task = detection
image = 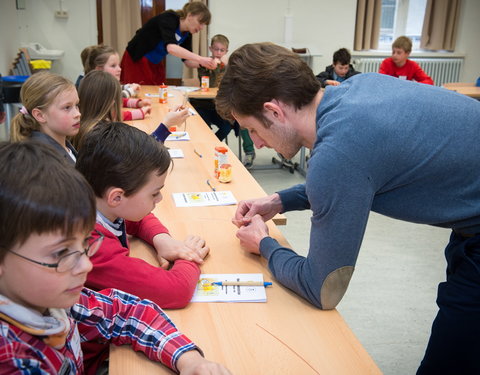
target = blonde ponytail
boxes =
[10,110,40,141]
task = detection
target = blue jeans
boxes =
[417,231,480,374]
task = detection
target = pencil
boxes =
[212,281,272,287]
[194,149,202,158]
[206,179,216,191]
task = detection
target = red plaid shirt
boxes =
[0,288,199,374]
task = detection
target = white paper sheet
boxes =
[172,191,237,207]
[191,273,268,302]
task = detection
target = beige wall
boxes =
[0,1,22,76]
[0,0,97,82]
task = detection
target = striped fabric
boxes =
[0,288,200,374]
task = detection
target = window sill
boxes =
[352,50,465,58]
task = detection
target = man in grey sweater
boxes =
[216,42,480,375]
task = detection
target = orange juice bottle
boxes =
[159,84,168,103]
[201,76,209,92]
[214,146,228,179]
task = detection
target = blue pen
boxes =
[212,281,272,287]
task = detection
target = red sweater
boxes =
[85,213,201,309]
[379,57,434,85]
[122,98,145,121]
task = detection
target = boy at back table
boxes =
[0,141,230,374]
[316,48,360,87]
[76,122,210,309]
[379,36,434,85]
[191,34,257,167]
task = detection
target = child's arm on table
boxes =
[75,288,231,374]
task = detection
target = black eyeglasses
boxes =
[8,230,104,273]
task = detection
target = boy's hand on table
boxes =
[177,351,232,375]
[326,79,340,86]
[153,233,208,265]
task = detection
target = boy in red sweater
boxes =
[76,122,210,309]
[379,36,434,85]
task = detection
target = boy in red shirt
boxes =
[379,36,434,85]
[76,122,210,309]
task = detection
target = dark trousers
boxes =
[190,98,232,141]
[417,231,480,375]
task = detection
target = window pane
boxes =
[405,0,427,48]
[380,0,397,46]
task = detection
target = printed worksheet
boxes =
[172,191,237,207]
[166,131,190,141]
[167,149,184,158]
[191,274,267,303]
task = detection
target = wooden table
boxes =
[186,86,218,99]
[109,86,381,375]
[443,82,480,99]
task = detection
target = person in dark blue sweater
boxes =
[216,42,480,375]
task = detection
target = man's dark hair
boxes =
[0,141,95,260]
[76,122,171,197]
[216,42,320,126]
[333,48,351,65]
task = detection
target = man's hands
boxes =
[236,215,270,255]
[232,193,283,227]
[232,193,283,254]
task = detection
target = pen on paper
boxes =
[194,149,202,158]
[212,281,273,287]
[175,132,187,139]
[206,179,216,191]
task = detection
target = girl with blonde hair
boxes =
[10,71,80,164]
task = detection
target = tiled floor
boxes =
[227,133,448,375]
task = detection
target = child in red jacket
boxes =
[379,36,434,85]
[76,122,210,308]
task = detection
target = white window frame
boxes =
[378,0,427,51]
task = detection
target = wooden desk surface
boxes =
[443,83,480,99]
[109,86,381,375]
[187,87,218,99]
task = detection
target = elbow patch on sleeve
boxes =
[320,266,354,309]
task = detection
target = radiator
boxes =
[352,57,463,86]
